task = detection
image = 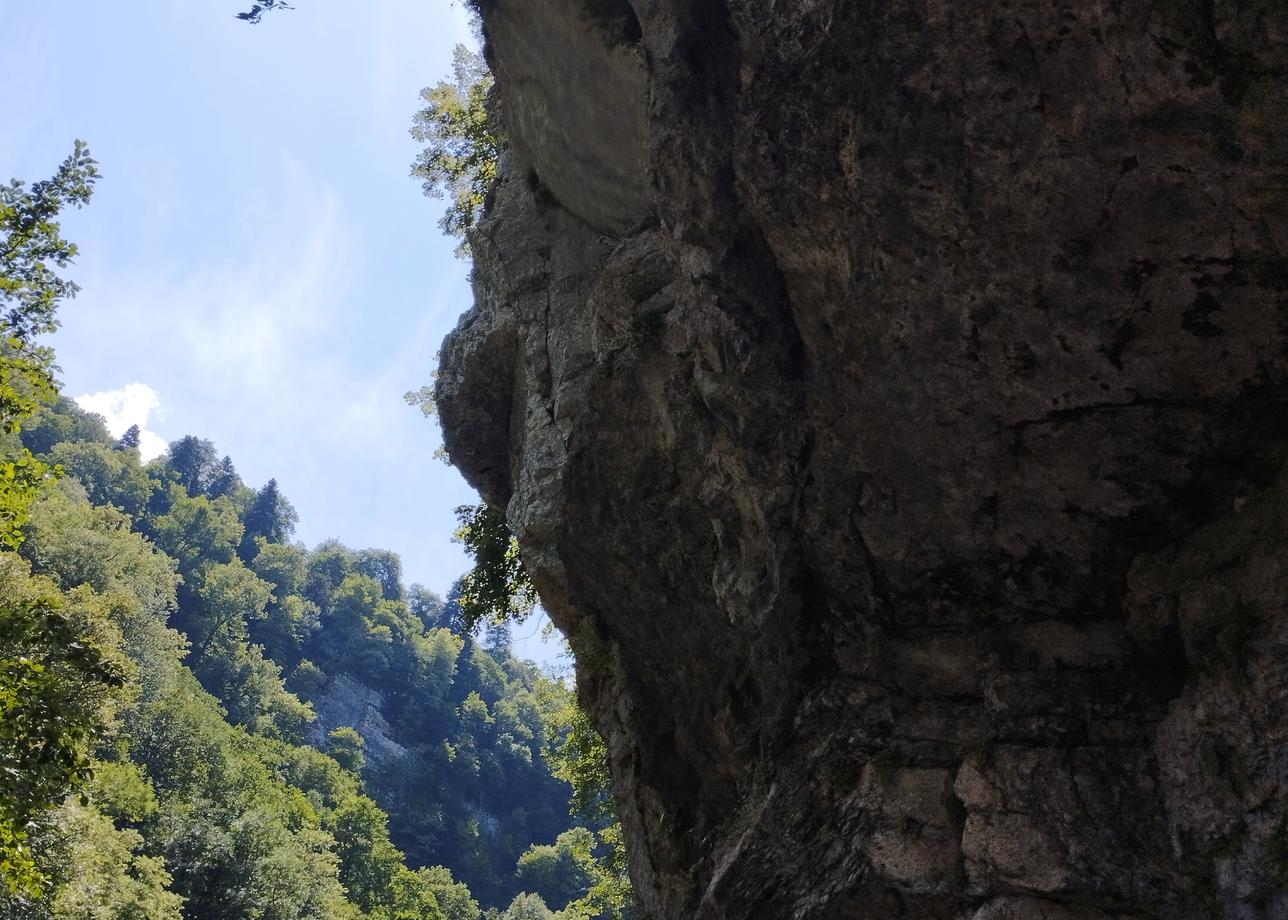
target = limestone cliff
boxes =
[436,1,1288,917]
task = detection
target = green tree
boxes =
[515,827,596,911]
[410,44,500,254]
[146,489,244,580]
[326,794,440,918]
[408,584,445,629]
[206,455,243,500]
[0,143,98,548]
[0,557,126,897]
[287,659,326,699]
[327,727,365,774]
[49,440,153,517]
[116,425,141,452]
[356,548,405,602]
[453,504,536,634]
[19,486,180,624]
[240,478,297,559]
[19,397,111,458]
[541,691,635,919]
[164,436,219,497]
[40,802,184,920]
[417,865,481,920]
[489,893,553,920]
[0,140,97,345]
[188,560,272,659]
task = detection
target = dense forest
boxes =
[0,144,631,918]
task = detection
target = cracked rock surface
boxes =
[436,0,1288,916]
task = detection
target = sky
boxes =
[1,0,562,665]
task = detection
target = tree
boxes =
[408,584,446,630]
[356,548,405,602]
[327,727,365,774]
[206,455,242,500]
[0,143,98,548]
[489,893,553,920]
[453,505,537,634]
[19,397,111,458]
[541,691,635,919]
[0,557,126,897]
[19,486,180,624]
[410,45,501,254]
[240,478,297,558]
[514,827,596,911]
[0,140,98,346]
[146,489,244,578]
[189,560,272,659]
[165,436,219,497]
[417,865,481,920]
[49,440,153,517]
[41,801,184,920]
[116,424,141,452]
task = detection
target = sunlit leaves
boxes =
[410,45,501,256]
[453,504,537,634]
[0,557,126,897]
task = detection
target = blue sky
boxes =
[2,0,561,663]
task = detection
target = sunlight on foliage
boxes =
[453,504,537,634]
[410,45,501,256]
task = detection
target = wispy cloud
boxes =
[74,382,168,461]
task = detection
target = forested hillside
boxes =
[0,149,631,920]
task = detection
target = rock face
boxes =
[436,1,1288,917]
[307,674,408,766]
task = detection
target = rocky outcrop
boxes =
[307,674,407,766]
[436,1,1288,917]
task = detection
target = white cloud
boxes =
[74,382,168,461]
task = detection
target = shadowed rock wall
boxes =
[437,1,1288,916]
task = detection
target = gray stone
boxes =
[438,0,1288,917]
[306,673,407,767]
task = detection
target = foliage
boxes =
[418,864,481,920]
[49,440,153,518]
[515,827,596,910]
[240,478,297,558]
[6,388,620,915]
[327,727,365,774]
[0,140,97,344]
[0,557,126,898]
[20,485,180,621]
[235,0,293,24]
[542,694,614,825]
[40,801,184,920]
[410,44,501,255]
[0,448,58,550]
[486,892,554,920]
[165,436,220,497]
[540,691,635,919]
[453,504,537,633]
[0,143,96,549]
[403,385,435,418]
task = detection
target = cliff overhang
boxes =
[437,1,1288,917]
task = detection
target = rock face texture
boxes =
[436,1,1288,917]
[307,674,408,766]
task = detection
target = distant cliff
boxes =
[437,1,1288,916]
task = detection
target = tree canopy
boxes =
[410,44,501,255]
